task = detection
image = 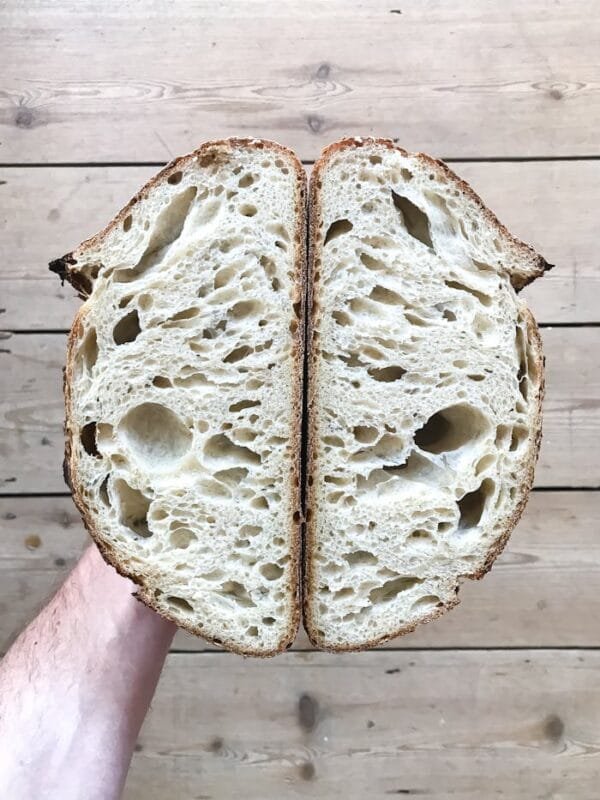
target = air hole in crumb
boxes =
[229,399,260,413]
[231,299,262,319]
[247,626,259,637]
[411,595,441,613]
[118,294,133,309]
[414,404,490,455]
[251,496,269,509]
[239,203,257,217]
[457,479,494,530]
[152,376,172,388]
[332,309,352,326]
[369,285,404,305]
[99,476,110,506]
[475,454,496,475]
[165,306,200,325]
[214,467,249,486]
[138,294,153,311]
[353,425,379,444]
[368,365,406,382]
[204,433,261,466]
[78,328,98,371]
[80,422,100,457]
[407,530,435,549]
[114,187,197,283]
[96,422,114,448]
[510,426,528,452]
[344,550,378,566]
[323,435,345,447]
[119,403,192,468]
[113,479,152,537]
[223,345,253,364]
[166,595,193,613]
[360,252,386,272]
[238,173,255,187]
[218,581,256,607]
[324,219,353,244]
[391,191,433,248]
[170,528,197,549]
[214,264,237,289]
[122,214,133,232]
[445,279,492,306]
[369,576,423,604]
[113,309,141,345]
[240,524,261,537]
[260,563,284,580]
[167,171,183,185]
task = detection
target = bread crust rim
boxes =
[55,138,307,657]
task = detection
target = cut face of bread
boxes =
[305,138,548,651]
[52,140,305,656]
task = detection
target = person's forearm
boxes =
[0,544,176,800]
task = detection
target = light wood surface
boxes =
[1,492,599,653]
[1,328,596,493]
[122,649,600,799]
[2,0,599,162]
[2,160,598,329]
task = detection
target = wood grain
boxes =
[122,649,600,799]
[2,160,598,329]
[1,493,598,653]
[1,1,599,162]
[0,328,596,494]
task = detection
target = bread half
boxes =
[50,139,306,656]
[305,138,550,651]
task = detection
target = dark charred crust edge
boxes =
[303,136,547,652]
[60,139,307,658]
[49,254,93,299]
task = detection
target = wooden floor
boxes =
[1,1,599,797]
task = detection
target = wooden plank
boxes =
[0,328,596,493]
[1,1,599,162]
[1,493,599,653]
[122,650,600,799]
[2,160,598,329]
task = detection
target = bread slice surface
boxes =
[305,137,549,651]
[51,139,306,656]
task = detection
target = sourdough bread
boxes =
[304,138,549,651]
[50,139,306,656]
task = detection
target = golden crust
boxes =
[55,138,307,657]
[303,137,547,651]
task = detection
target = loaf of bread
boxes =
[51,136,549,655]
[50,139,306,656]
[304,138,549,651]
